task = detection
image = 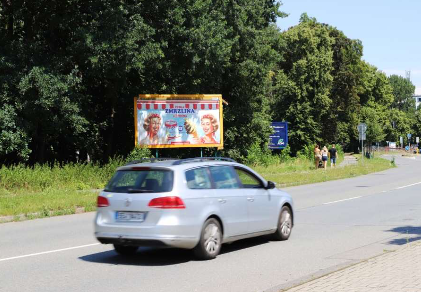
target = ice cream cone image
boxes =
[184,119,199,139]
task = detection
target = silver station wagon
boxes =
[94,158,294,260]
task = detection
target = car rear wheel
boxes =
[193,218,222,260]
[273,206,292,241]
[113,244,138,256]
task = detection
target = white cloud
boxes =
[415,87,421,95]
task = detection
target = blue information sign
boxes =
[268,122,288,149]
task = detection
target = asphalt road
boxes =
[1,154,421,292]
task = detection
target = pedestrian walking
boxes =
[314,145,321,169]
[328,144,337,168]
[321,146,328,169]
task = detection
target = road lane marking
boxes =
[0,243,100,262]
[395,182,421,190]
[323,196,362,205]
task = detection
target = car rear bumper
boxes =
[94,211,200,249]
[95,232,198,249]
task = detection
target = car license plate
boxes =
[116,211,145,222]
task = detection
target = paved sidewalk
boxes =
[284,241,421,292]
[338,154,358,167]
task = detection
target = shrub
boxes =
[125,147,152,163]
[296,143,314,160]
[246,142,281,166]
[334,144,344,158]
[280,145,292,162]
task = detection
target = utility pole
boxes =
[405,70,411,81]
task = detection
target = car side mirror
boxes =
[266,181,276,189]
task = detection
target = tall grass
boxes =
[0,152,394,220]
[0,158,123,192]
[0,189,97,218]
[254,155,392,187]
[0,158,125,218]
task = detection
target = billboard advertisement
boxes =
[134,94,223,148]
[268,122,288,149]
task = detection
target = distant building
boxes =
[414,95,421,109]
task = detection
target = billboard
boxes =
[134,94,223,148]
[268,122,288,149]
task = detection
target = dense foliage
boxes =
[0,1,417,165]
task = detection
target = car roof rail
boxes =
[172,157,237,165]
[125,158,177,165]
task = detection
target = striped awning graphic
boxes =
[137,100,219,110]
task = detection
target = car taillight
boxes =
[97,196,109,207]
[148,196,185,209]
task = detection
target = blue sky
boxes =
[277,0,421,95]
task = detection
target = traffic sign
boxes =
[405,146,410,151]
[357,123,367,133]
[407,133,412,139]
[417,137,419,143]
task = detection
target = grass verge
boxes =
[0,155,395,222]
[253,155,394,187]
[0,189,98,220]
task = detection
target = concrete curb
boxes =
[0,207,87,224]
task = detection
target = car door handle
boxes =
[247,197,254,202]
[218,199,226,204]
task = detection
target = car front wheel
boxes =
[113,244,138,256]
[273,206,292,241]
[193,218,222,260]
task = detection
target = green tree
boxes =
[0,105,31,164]
[360,106,386,147]
[0,0,91,163]
[326,27,364,147]
[273,15,333,152]
[0,0,162,163]
[214,0,287,159]
[0,0,289,164]
[389,75,416,112]
[412,109,421,144]
[385,109,413,146]
[357,65,394,148]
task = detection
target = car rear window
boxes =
[104,169,173,193]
